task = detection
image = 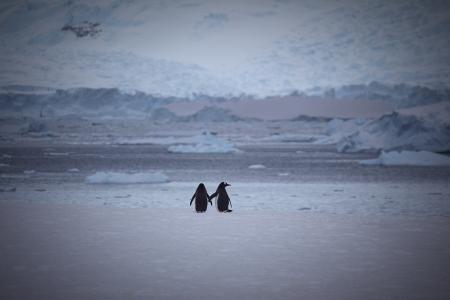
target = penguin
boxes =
[190,183,212,212]
[209,182,232,212]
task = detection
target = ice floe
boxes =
[85,171,169,184]
[248,164,266,169]
[167,131,239,153]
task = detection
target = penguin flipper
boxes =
[190,192,196,206]
[209,192,218,200]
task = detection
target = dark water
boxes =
[1,144,450,184]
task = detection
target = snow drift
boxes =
[167,131,239,153]
[85,171,169,184]
[360,151,450,166]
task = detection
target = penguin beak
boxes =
[225,183,231,187]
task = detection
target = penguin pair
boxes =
[190,182,232,213]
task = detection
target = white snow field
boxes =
[1,202,449,300]
[360,151,450,166]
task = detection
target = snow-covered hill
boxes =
[0,0,449,97]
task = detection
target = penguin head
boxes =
[197,183,207,193]
[219,181,231,188]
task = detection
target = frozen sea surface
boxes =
[1,203,449,300]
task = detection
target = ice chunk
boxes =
[278,172,290,176]
[85,172,169,184]
[167,131,239,153]
[67,168,80,172]
[360,151,450,166]
[248,164,266,169]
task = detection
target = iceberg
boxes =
[316,118,367,145]
[360,151,450,166]
[336,112,450,152]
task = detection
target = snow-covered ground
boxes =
[1,202,449,299]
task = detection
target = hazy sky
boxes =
[0,0,449,96]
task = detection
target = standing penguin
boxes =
[209,182,232,212]
[190,183,212,212]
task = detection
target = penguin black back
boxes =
[190,183,212,212]
[210,182,232,212]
